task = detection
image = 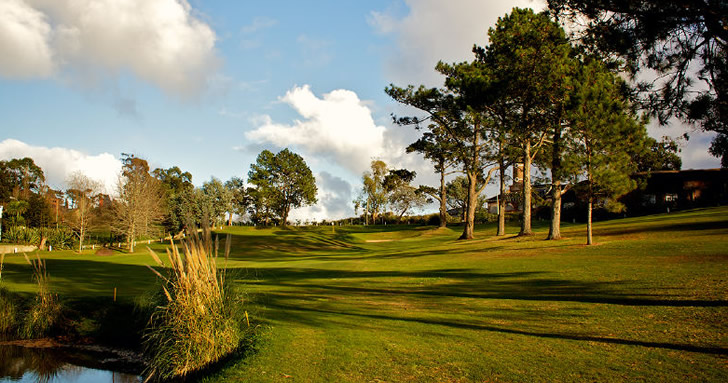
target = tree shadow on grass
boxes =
[243,267,727,308]
[1,258,157,299]
[246,266,728,356]
[596,220,728,238]
[260,301,728,355]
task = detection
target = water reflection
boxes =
[0,344,141,383]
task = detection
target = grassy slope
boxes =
[2,207,727,382]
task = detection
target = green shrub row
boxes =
[2,226,76,250]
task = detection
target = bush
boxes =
[3,226,40,245]
[18,253,63,338]
[0,287,20,334]
[41,227,76,250]
[143,231,248,381]
[1,226,76,250]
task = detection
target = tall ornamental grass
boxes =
[143,230,246,381]
[19,253,62,338]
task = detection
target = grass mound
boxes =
[143,231,247,381]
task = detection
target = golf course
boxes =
[1,207,726,382]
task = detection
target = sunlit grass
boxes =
[1,207,727,382]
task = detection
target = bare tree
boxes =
[114,155,164,252]
[66,172,102,252]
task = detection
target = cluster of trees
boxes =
[386,8,677,244]
[354,160,428,224]
[0,148,317,252]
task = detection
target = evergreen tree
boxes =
[481,8,574,236]
[548,0,727,166]
[564,57,647,244]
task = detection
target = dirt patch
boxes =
[95,247,115,256]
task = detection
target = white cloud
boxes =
[289,171,354,222]
[370,0,545,86]
[0,139,122,195]
[246,85,387,174]
[0,0,55,78]
[0,0,219,98]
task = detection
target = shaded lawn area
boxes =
[2,207,727,382]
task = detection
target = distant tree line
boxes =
[0,148,317,252]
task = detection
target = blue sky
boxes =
[0,0,719,220]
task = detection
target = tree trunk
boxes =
[587,149,593,245]
[459,172,478,240]
[587,198,593,245]
[547,179,562,240]
[228,212,233,226]
[439,170,447,228]
[547,119,563,240]
[128,226,135,252]
[497,153,506,236]
[520,142,533,236]
[282,206,289,227]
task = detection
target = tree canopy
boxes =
[248,148,317,226]
[548,0,728,166]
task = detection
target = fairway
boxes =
[2,207,727,382]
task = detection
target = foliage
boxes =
[0,286,19,334]
[114,154,165,251]
[201,177,233,227]
[66,172,103,252]
[564,56,647,243]
[3,225,40,245]
[446,176,487,219]
[548,0,728,166]
[402,120,460,228]
[143,232,247,381]
[383,169,428,219]
[42,227,76,250]
[386,64,500,239]
[19,253,62,339]
[0,157,45,200]
[355,160,389,224]
[633,136,683,172]
[5,200,30,227]
[153,166,195,234]
[1,226,75,249]
[225,177,249,224]
[248,149,317,226]
[479,8,575,237]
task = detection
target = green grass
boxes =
[2,207,727,382]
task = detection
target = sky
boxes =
[0,0,720,221]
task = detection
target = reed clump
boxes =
[0,286,19,334]
[143,230,246,381]
[19,253,63,338]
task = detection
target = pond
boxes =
[0,343,142,383]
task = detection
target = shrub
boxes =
[143,231,247,381]
[41,227,76,250]
[3,226,40,245]
[19,253,62,338]
[0,287,19,334]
